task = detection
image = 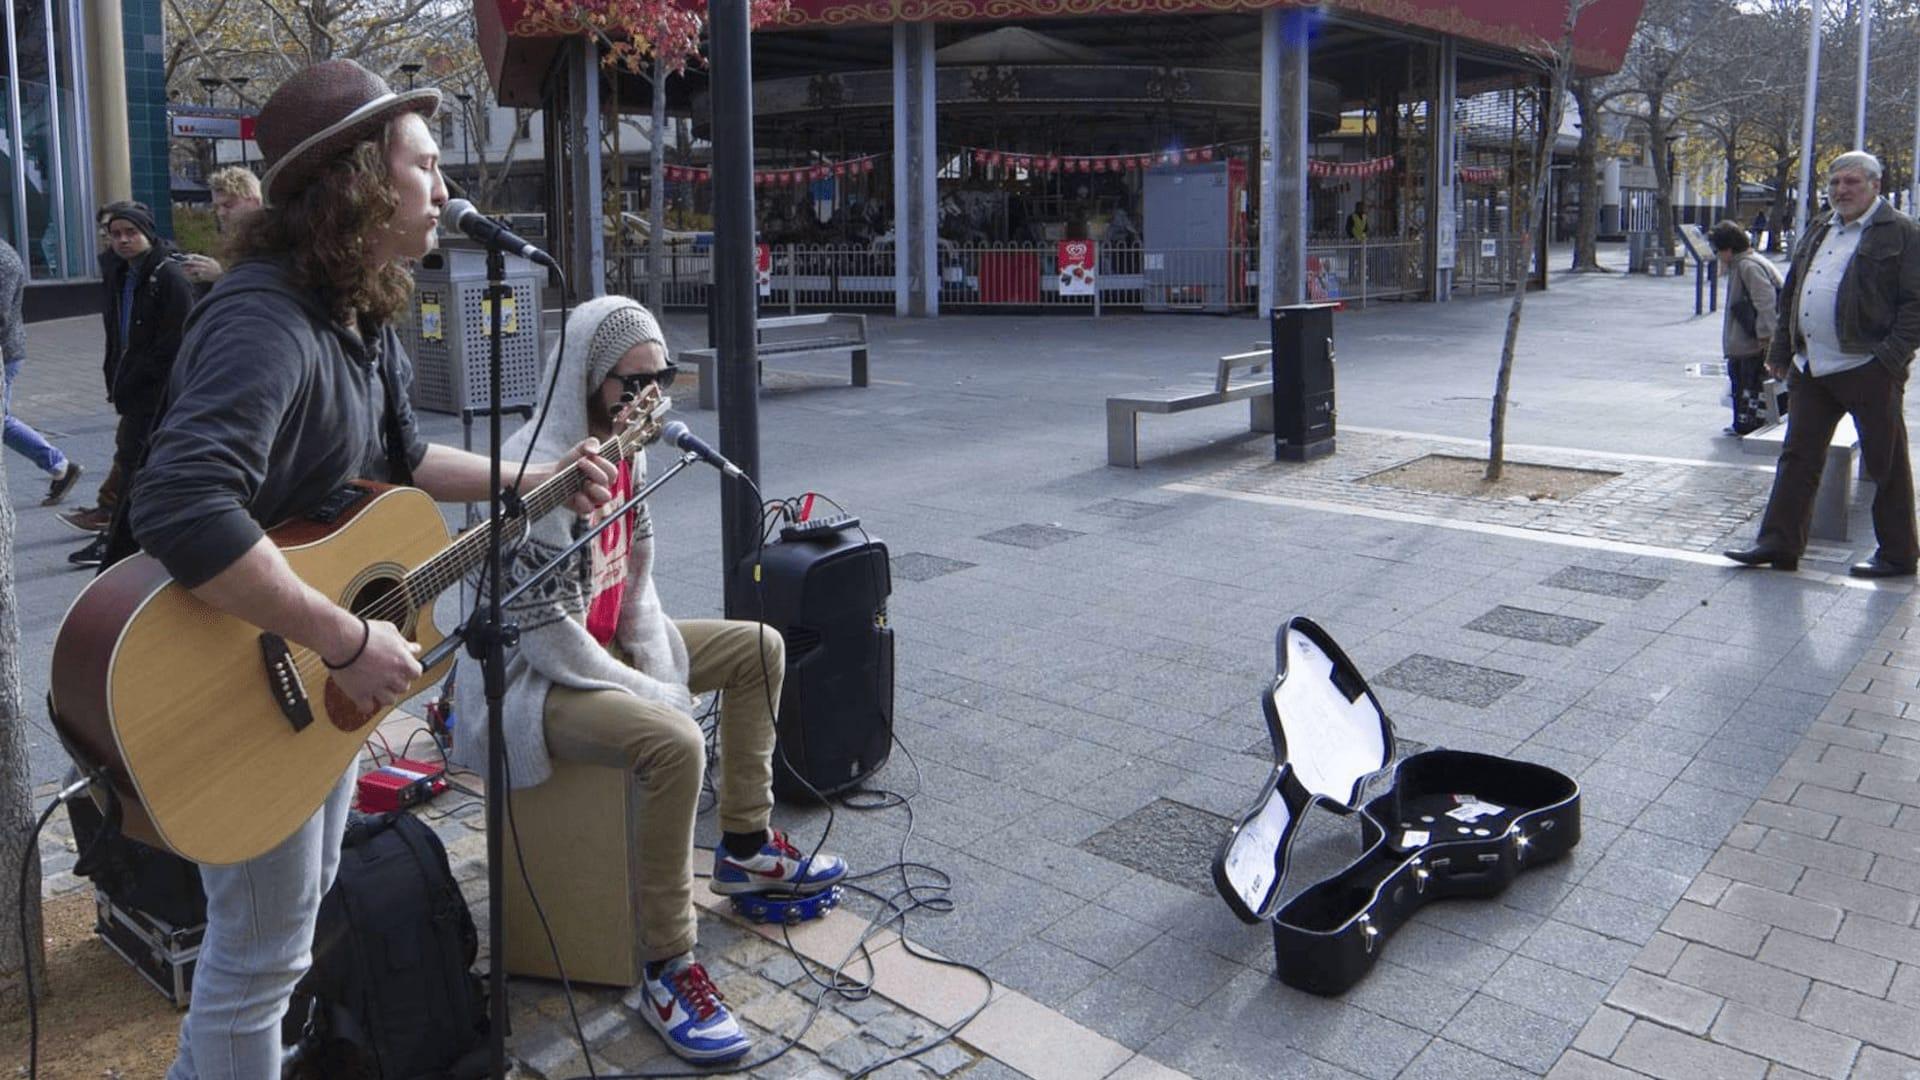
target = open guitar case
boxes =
[1212,617,1581,995]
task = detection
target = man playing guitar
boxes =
[124,61,613,1079]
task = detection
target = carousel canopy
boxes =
[479,0,1643,104]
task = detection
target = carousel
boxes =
[476,0,1643,312]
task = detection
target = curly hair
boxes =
[229,122,414,325]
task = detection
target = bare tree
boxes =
[1488,1,1591,481]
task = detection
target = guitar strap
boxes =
[374,337,415,488]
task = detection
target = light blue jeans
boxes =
[2,357,68,476]
[168,767,356,1080]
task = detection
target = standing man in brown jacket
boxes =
[1725,151,1920,578]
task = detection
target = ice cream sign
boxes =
[1057,240,1096,296]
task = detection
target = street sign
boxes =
[170,111,256,140]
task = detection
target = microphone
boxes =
[441,198,558,268]
[662,420,745,479]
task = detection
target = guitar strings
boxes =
[283,402,662,690]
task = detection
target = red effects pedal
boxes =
[356,756,449,813]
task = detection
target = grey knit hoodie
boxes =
[450,296,689,789]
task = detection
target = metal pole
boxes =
[1258,8,1279,315]
[709,0,761,603]
[1912,56,1920,212]
[1853,0,1869,150]
[1794,0,1822,251]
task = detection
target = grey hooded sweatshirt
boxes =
[129,258,427,588]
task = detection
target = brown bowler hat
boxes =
[257,59,440,205]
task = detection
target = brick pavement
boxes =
[15,250,1920,1078]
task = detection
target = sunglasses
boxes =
[613,364,678,397]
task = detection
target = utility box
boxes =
[1142,161,1249,313]
[399,248,545,415]
[1272,303,1338,461]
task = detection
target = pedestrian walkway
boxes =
[11,252,1919,1077]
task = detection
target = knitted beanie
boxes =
[585,300,667,388]
[106,204,160,247]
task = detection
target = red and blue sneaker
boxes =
[637,954,750,1063]
[710,830,847,896]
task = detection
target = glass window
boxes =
[0,2,18,253]
[53,0,90,276]
[15,0,60,277]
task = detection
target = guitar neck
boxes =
[399,418,653,607]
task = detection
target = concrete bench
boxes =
[1107,349,1275,468]
[1741,415,1861,542]
[681,313,870,410]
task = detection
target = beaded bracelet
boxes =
[324,616,371,671]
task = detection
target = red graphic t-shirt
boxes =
[584,459,635,645]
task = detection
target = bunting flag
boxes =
[961,143,1238,174]
[1458,165,1505,184]
[1307,155,1397,181]
[665,154,884,186]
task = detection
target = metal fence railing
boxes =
[610,241,1432,312]
[1453,233,1522,296]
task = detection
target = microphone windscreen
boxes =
[442,198,478,227]
[662,420,693,448]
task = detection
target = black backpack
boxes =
[285,812,489,1080]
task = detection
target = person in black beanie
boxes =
[69,201,195,568]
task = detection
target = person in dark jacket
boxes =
[1725,151,1920,578]
[68,204,196,567]
[58,201,155,536]
[124,60,613,1080]
[1709,221,1783,435]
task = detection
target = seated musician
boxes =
[451,295,846,1064]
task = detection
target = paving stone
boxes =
[1717,883,1845,940]
[1754,829,1877,880]
[760,955,809,987]
[1852,1047,1920,1080]
[1630,932,1689,976]
[893,553,978,582]
[1519,918,1643,983]
[1571,1005,1635,1058]
[1543,566,1665,601]
[1374,654,1526,708]
[822,1034,896,1074]
[861,1012,925,1049]
[1791,868,1920,925]
[1797,982,1920,1057]
[1755,929,1896,997]
[1667,942,1812,1016]
[1398,1038,1538,1080]
[1835,912,1920,965]
[977,523,1085,549]
[1079,498,1174,520]
[1706,847,1807,893]
[1610,1020,1768,1080]
[1439,994,1580,1074]
[1604,968,1724,1035]
[1037,905,1162,969]
[1078,798,1228,897]
[1479,952,1611,1024]
[1467,605,1605,647]
[1553,885,1669,943]
[913,1042,976,1076]
[1746,801,1838,840]
[1062,971,1193,1051]
[1706,1001,1861,1079]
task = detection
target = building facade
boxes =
[3,0,164,315]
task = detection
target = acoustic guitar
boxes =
[49,388,665,866]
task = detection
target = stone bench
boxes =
[1107,349,1276,468]
[681,313,870,410]
[1741,415,1861,542]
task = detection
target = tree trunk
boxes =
[1648,108,1676,257]
[1767,150,1793,253]
[1570,77,1602,271]
[647,55,667,311]
[1722,122,1741,224]
[0,450,46,1019]
[1489,43,1575,480]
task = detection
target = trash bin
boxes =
[398,248,546,416]
[1271,303,1338,462]
[1626,232,1647,274]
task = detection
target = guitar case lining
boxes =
[1213,617,1581,995]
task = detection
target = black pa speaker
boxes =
[1271,302,1338,461]
[730,529,894,801]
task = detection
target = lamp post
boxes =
[455,91,474,192]
[398,62,423,91]
[196,75,222,105]
[228,77,252,167]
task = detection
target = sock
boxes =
[721,830,769,859]
[646,951,692,979]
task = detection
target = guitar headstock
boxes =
[609,383,667,455]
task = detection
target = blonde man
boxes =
[179,167,263,285]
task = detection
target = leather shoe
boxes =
[1723,546,1798,571]
[1849,557,1917,579]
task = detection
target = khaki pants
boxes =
[542,619,784,962]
